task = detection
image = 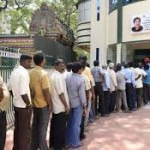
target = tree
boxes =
[50,0,78,31]
[0,0,32,12]
[9,7,33,34]
[0,0,78,34]
[0,0,44,33]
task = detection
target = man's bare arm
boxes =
[21,94,31,106]
[59,93,69,114]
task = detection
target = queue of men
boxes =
[0,53,150,150]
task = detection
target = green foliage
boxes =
[74,45,90,60]
[0,0,78,34]
[50,0,78,31]
[9,7,33,34]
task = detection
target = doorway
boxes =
[134,49,150,62]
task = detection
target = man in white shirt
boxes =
[109,63,117,113]
[63,62,73,79]
[50,59,69,150]
[9,55,32,150]
[116,64,129,112]
[134,63,147,108]
[123,62,136,111]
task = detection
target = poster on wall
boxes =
[131,14,150,34]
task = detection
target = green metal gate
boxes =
[0,46,20,129]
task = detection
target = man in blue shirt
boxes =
[91,60,104,116]
[143,65,150,104]
[123,62,136,111]
[65,62,87,149]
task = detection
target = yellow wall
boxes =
[107,10,117,45]
[122,0,150,42]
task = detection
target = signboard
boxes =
[131,14,150,34]
[0,50,20,58]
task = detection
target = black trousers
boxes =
[94,82,104,115]
[13,107,32,150]
[0,111,6,150]
[136,88,143,108]
[50,112,66,150]
[126,83,135,110]
[80,115,85,139]
[109,91,117,113]
[102,91,110,115]
[143,83,150,104]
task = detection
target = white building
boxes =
[77,0,150,66]
[77,0,91,51]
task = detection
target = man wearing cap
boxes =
[0,76,10,149]
[108,63,117,113]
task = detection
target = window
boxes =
[96,48,99,61]
[123,0,144,5]
[78,1,91,23]
[109,0,118,13]
[109,0,144,13]
[97,0,100,21]
[96,0,101,21]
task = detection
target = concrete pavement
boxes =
[5,105,150,150]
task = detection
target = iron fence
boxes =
[0,46,20,129]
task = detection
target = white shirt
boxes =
[51,70,69,114]
[63,70,72,79]
[103,70,110,91]
[134,68,147,88]
[109,69,117,92]
[116,71,126,90]
[123,68,135,86]
[9,65,31,108]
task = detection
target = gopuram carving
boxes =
[30,2,75,47]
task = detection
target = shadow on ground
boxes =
[5,106,150,150]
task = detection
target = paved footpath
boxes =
[5,105,150,150]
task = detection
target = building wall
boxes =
[77,22,91,47]
[122,0,150,42]
[90,0,108,66]
[107,10,117,45]
[77,0,91,49]
[77,0,150,65]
